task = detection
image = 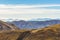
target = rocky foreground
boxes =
[0,20,60,40]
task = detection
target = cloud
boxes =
[0,4,60,14]
[0,4,60,8]
[0,4,60,19]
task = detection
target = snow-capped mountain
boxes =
[29,18,52,21]
[0,18,60,22]
[0,19,21,22]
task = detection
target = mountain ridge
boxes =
[20,24,60,40]
[10,20,60,29]
[0,20,59,40]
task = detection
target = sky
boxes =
[0,0,60,4]
[0,0,60,20]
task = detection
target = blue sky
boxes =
[0,0,60,4]
[0,0,60,20]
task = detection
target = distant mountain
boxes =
[0,19,21,22]
[9,20,60,29]
[29,18,52,21]
[0,18,56,22]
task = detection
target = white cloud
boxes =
[0,4,60,8]
[0,4,60,14]
[0,4,60,20]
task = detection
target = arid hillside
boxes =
[0,20,60,40]
[0,20,31,40]
[18,24,60,40]
[0,20,21,40]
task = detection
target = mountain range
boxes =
[9,19,60,29]
[1,18,59,22]
[0,20,60,40]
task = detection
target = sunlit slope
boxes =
[0,20,60,40]
[22,24,60,40]
[0,20,20,40]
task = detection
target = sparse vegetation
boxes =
[0,20,60,40]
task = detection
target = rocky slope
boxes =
[0,20,60,40]
[17,24,60,40]
[0,20,30,40]
[0,20,21,40]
